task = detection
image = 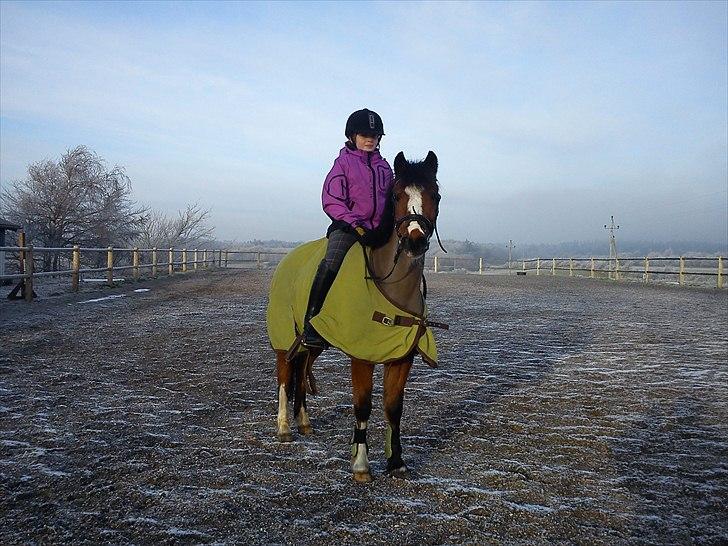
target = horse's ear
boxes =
[394,152,407,176]
[424,151,438,174]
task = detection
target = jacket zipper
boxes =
[367,152,376,227]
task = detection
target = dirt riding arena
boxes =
[1,269,726,544]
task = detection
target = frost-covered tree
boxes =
[135,203,215,250]
[0,146,146,270]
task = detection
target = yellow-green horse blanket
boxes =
[267,238,438,366]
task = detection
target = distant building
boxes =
[1,218,21,281]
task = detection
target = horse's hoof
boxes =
[298,424,314,435]
[277,432,293,443]
[386,465,409,479]
[353,471,373,483]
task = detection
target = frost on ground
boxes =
[1,270,726,544]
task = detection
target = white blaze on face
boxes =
[404,186,424,234]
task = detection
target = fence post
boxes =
[615,258,620,280]
[23,244,34,302]
[536,258,541,276]
[590,257,595,279]
[71,245,80,291]
[256,251,261,269]
[201,249,206,269]
[434,256,439,273]
[718,256,724,289]
[133,247,140,280]
[107,246,114,286]
[182,249,188,273]
[225,251,229,268]
[194,249,198,271]
[551,258,556,276]
[152,248,158,277]
[644,257,649,283]
[569,258,573,277]
[679,256,684,286]
[17,231,26,277]
[522,260,526,272]
[217,250,222,267]
[168,248,174,275]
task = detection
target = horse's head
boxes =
[392,151,440,258]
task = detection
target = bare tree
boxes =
[0,146,147,270]
[135,203,215,250]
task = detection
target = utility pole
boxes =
[507,240,516,270]
[604,215,620,280]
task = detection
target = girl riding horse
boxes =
[267,146,445,482]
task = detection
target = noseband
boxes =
[395,209,447,256]
[364,210,447,285]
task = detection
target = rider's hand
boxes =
[355,226,366,237]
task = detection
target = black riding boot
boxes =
[302,261,337,348]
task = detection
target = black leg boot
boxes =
[302,261,337,348]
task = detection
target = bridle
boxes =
[364,207,447,285]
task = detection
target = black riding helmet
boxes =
[345,108,385,139]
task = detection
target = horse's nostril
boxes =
[404,237,429,256]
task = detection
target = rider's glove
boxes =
[355,226,366,237]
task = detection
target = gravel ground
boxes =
[1,269,727,545]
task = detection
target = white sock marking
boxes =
[296,406,311,428]
[277,384,290,435]
[352,420,369,473]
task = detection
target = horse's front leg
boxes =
[351,358,375,482]
[275,350,294,442]
[383,357,413,476]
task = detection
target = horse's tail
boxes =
[293,351,318,400]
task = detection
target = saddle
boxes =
[267,238,439,367]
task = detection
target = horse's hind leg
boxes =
[275,350,294,442]
[294,349,320,435]
[383,357,413,476]
[351,359,375,483]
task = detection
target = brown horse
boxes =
[270,151,442,482]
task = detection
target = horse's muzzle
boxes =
[402,234,430,258]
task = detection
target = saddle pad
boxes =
[266,238,438,366]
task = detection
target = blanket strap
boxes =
[371,311,449,330]
[284,333,304,362]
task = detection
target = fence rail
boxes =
[1,242,295,301]
[517,256,724,288]
[2,242,725,302]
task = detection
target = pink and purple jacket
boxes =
[322,145,394,231]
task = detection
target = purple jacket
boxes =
[322,145,394,231]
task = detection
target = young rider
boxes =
[302,108,394,348]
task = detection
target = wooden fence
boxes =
[519,256,724,288]
[2,244,725,302]
[0,244,297,301]
[426,255,724,288]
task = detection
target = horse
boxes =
[267,150,443,482]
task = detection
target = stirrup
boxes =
[301,322,328,349]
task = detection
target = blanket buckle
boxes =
[381,316,394,326]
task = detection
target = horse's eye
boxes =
[433,193,441,202]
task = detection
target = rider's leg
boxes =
[302,229,358,347]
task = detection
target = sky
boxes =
[1,0,726,245]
